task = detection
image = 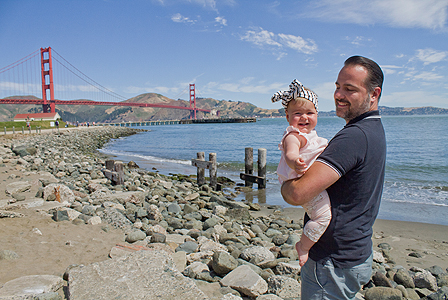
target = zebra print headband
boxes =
[271,79,318,112]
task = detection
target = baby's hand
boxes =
[294,157,308,175]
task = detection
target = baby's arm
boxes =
[283,132,308,175]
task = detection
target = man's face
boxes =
[334,65,376,123]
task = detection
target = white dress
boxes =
[277,126,332,242]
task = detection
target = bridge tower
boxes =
[189,84,196,120]
[40,47,55,113]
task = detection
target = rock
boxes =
[220,265,268,297]
[0,275,63,299]
[240,246,275,264]
[182,261,210,279]
[266,275,301,299]
[43,184,75,204]
[372,270,394,287]
[167,203,182,214]
[176,241,198,253]
[99,207,133,230]
[125,230,146,243]
[68,250,208,299]
[0,210,25,218]
[0,250,19,260]
[394,269,415,288]
[274,261,301,277]
[53,210,70,222]
[256,294,284,300]
[87,216,102,225]
[364,286,403,300]
[212,251,238,276]
[5,181,32,195]
[151,233,167,243]
[425,286,448,300]
[414,269,438,291]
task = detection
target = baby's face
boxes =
[285,99,318,134]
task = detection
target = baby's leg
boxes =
[298,191,331,266]
[295,233,314,267]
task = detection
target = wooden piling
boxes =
[102,159,124,185]
[197,152,205,185]
[240,148,267,189]
[258,148,266,189]
[191,152,218,190]
[245,147,253,187]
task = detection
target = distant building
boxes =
[13,112,61,122]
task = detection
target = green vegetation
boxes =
[0,120,68,131]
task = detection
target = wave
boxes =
[99,149,192,166]
[382,198,448,207]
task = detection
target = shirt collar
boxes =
[347,110,380,126]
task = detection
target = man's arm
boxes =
[281,161,340,206]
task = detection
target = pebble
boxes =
[0,126,447,300]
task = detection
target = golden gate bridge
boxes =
[0,47,217,120]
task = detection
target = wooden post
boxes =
[258,148,266,189]
[4,127,6,135]
[115,162,124,185]
[240,148,267,189]
[245,147,253,187]
[209,153,217,190]
[105,160,115,170]
[102,159,124,185]
[191,152,218,190]
[12,126,14,134]
[197,152,205,185]
[22,126,24,134]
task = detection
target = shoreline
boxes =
[99,134,448,227]
[0,127,447,299]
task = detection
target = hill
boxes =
[0,94,447,122]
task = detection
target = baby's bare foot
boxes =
[295,241,309,267]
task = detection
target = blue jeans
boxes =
[301,253,373,300]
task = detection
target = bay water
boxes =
[99,115,448,226]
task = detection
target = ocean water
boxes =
[99,115,448,226]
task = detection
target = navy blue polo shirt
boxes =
[307,110,386,268]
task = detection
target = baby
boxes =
[272,79,332,266]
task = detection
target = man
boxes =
[281,56,386,299]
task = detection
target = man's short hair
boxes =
[344,56,384,101]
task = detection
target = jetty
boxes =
[98,117,256,127]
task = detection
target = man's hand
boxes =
[281,161,340,206]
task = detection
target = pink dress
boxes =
[277,126,332,242]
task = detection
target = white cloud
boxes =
[308,0,448,29]
[215,16,227,26]
[414,48,448,65]
[240,28,282,47]
[278,34,317,55]
[344,36,372,46]
[240,27,318,55]
[171,13,195,23]
[412,71,444,81]
[381,65,402,75]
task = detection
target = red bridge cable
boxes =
[0,50,40,73]
[51,49,127,101]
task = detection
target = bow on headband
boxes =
[271,79,318,112]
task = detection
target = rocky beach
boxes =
[0,126,447,300]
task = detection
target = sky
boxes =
[1,0,448,111]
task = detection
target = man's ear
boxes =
[371,87,381,102]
